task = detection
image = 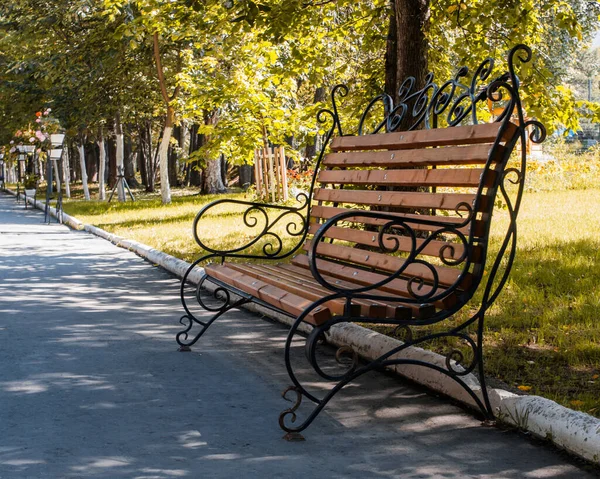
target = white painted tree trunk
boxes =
[205,157,225,194]
[52,160,61,193]
[116,131,125,202]
[63,147,71,198]
[158,125,172,204]
[98,138,106,200]
[78,143,90,200]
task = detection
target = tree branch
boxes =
[153,31,171,106]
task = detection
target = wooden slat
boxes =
[280,260,456,310]
[205,264,331,325]
[225,263,429,319]
[307,223,476,262]
[224,263,363,317]
[330,122,517,152]
[323,144,504,168]
[313,188,488,212]
[246,264,415,318]
[318,168,495,188]
[309,205,484,236]
[303,241,472,289]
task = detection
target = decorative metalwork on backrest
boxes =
[308,44,541,139]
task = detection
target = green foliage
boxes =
[1,0,599,164]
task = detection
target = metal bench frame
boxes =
[176,44,545,436]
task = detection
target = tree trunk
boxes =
[115,113,126,201]
[78,142,90,200]
[153,32,178,205]
[87,143,98,183]
[202,110,225,194]
[107,137,117,188]
[158,107,173,204]
[388,0,430,105]
[124,127,139,188]
[168,124,180,186]
[98,128,106,200]
[204,158,225,194]
[138,124,149,190]
[53,160,61,193]
[188,123,202,187]
[63,144,71,197]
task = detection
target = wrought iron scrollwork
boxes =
[192,194,310,260]
[278,44,548,435]
[308,210,473,306]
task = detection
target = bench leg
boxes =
[177,296,249,351]
[279,307,495,437]
[177,267,251,351]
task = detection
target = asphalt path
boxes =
[0,193,596,479]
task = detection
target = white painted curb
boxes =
[5,188,599,465]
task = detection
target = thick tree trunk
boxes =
[87,143,98,183]
[98,128,106,200]
[389,0,430,103]
[204,158,225,194]
[77,142,90,200]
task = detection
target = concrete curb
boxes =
[4,188,599,465]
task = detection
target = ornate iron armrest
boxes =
[193,194,310,261]
[307,208,474,303]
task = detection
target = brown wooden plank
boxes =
[309,205,484,236]
[313,188,488,212]
[227,262,428,319]
[288,256,456,309]
[330,122,517,152]
[323,144,504,168]
[307,223,473,261]
[303,241,472,289]
[205,264,331,325]
[318,168,496,188]
[224,263,364,317]
[247,264,406,318]
[256,264,435,319]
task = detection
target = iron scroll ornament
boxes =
[177,193,312,349]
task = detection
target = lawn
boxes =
[62,182,600,418]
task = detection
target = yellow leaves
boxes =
[447,3,466,14]
[517,385,532,392]
[592,374,599,380]
[569,400,584,408]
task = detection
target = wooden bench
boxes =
[177,44,545,437]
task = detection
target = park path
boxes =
[0,193,595,479]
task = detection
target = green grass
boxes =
[62,184,600,418]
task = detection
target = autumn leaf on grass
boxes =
[592,374,599,380]
[517,385,532,392]
[570,400,584,408]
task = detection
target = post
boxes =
[44,156,53,223]
[254,150,262,197]
[279,146,288,202]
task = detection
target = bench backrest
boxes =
[303,45,545,319]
